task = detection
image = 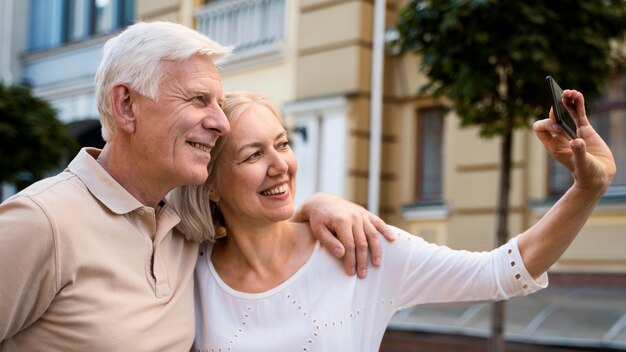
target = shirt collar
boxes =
[67,147,144,215]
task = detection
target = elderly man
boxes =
[0,21,392,351]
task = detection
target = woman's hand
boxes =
[520,89,616,278]
[533,89,615,193]
[292,193,395,278]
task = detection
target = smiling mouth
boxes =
[188,142,211,153]
[260,184,288,196]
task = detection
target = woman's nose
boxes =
[268,151,288,176]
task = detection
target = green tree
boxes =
[394,0,626,350]
[0,84,78,199]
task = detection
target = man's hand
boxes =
[292,193,395,278]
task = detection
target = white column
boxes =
[368,0,386,215]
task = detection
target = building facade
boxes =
[191,0,626,273]
[2,0,625,349]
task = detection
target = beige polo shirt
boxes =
[0,148,199,351]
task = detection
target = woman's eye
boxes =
[278,141,290,150]
[244,151,262,162]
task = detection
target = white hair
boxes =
[94,21,232,141]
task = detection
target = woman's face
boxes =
[212,104,298,227]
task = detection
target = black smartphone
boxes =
[546,76,577,139]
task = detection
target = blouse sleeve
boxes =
[378,226,547,310]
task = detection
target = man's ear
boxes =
[111,84,136,134]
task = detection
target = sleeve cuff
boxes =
[503,236,549,295]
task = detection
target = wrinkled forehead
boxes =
[158,56,224,95]
[164,56,222,80]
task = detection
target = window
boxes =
[416,107,444,203]
[29,0,134,51]
[197,0,286,48]
[549,75,626,197]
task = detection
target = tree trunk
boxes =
[489,112,514,352]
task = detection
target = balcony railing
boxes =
[196,0,286,70]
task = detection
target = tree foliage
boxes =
[395,2,626,350]
[395,0,626,137]
[0,84,78,191]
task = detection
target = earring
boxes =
[215,226,227,239]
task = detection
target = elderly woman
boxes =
[170,90,614,351]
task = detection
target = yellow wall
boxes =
[175,0,626,272]
[137,0,179,21]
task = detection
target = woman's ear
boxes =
[111,84,136,134]
[208,186,221,203]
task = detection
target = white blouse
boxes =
[193,226,547,352]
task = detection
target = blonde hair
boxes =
[168,91,283,242]
[95,21,232,141]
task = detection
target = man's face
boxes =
[132,55,230,189]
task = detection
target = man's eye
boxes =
[192,96,206,104]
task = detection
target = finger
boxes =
[365,225,382,267]
[369,214,395,242]
[353,221,369,279]
[360,214,382,266]
[367,232,383,266]
[533,119,558,145]
[570,138,589,176]
[312,221,345,258]
[533,118,551,133]
[335,222,357,276]
[534,118,574,142]
[548,106,556,123]
[563,90,590,127]
[545,107,569,138]
[533,119,576,170]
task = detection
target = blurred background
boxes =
[1,0,625,350]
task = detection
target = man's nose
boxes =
[203,106,230,135]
